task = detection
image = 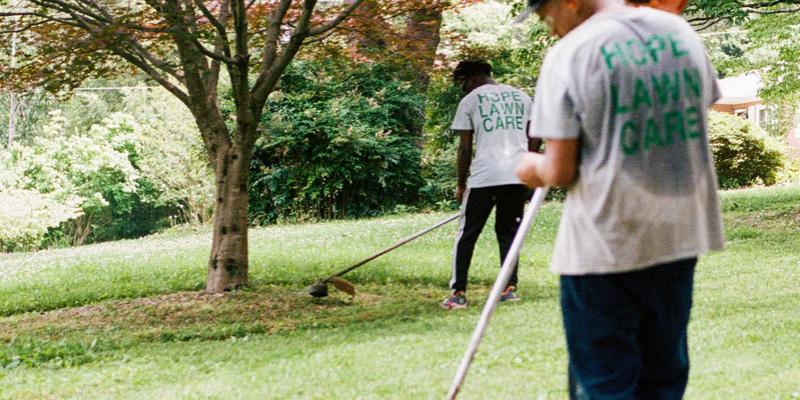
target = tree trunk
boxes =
[8,93,16,147]
[8,28,18,147]
[404,8,443,89]
[344,0,386,50]
[206,143,251,293]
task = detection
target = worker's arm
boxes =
[455,130,473,203]
[516,138,579,188]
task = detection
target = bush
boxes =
[248,60,425,223]
[777,156,800,185]
[0,153,78,252]
[708,111,787,189]
[419,141,459,211]
[123,88,215,225]
[1,86,217,250]
[0,189,82,252]
[3,111,174,246]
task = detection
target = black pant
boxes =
[562,258,697,400]
[450,184,529,292]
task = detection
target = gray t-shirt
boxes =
[451,84,532,188]
[531,7,725,275]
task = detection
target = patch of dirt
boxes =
[0,284,440,344]
[724,208,800,232]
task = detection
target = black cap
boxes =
[527,0,547,9]
[452,61,493,81]
[512,0,546,24]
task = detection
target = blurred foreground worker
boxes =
[514,0,724,398]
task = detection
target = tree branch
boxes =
[230,0,248,61]
[207,0,231,96]
[251,0,317,112]
[258,0,292,73]
[688,0,800,28]
[107,45,191,105]
[308,0,364,36]
[193,0,232,58]
[189,34,237,64]
[26,0,110,26]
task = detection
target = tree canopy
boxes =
[0,0,467,293]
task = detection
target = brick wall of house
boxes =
[711,104,738,114]
[710,101,761,115]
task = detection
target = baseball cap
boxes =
[512,0,546,24]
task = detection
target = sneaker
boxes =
[441,291,468,310]
[500,286,521,302]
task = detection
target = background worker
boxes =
[441,60,540,310]
[515,0,724,398]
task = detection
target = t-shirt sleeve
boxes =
[450,96,474,131]
[702,50,722,108]
[707,77,722,108]
[530,59,581,140]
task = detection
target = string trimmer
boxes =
[307,213,460,298]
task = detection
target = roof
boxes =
[716,72,762,105]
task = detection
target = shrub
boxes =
[0,188,81,252]
[248,60,424,223]
[419,141,459,211]
[777,156,800,185]
[123,88,215,225]
[1,86,216,249]
[4,111,173,246]
[708,111,787,189]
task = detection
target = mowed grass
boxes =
[1,186,799,399]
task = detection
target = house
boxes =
[711,73,770,127]
[711,72,800,158]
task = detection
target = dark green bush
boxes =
[708,110,786,189]
[248,60,425,223]
[419,140,459,211]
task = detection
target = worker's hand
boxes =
[455,186,466,204]
[516,153,546,189]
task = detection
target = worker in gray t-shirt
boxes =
[514,0,724,398]
[441,60,539,310]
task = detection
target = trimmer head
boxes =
[307,281,329,298]
[307,276,356,298]
[328,276,356,297]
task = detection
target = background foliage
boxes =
[420,1,553,209]
[247,59,425,223]
[0,0,799,252]
[0,86,213,251]
[708,111,787,189]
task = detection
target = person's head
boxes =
[452,61,493,94]
[518,0,686,38]
[523,0,602,38]
[626,0,688,14]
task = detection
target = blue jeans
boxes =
[561,258,697,400]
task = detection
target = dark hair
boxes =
[627,0,650,3]
[452,61,492,81]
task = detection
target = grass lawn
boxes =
[1,185,799,399]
